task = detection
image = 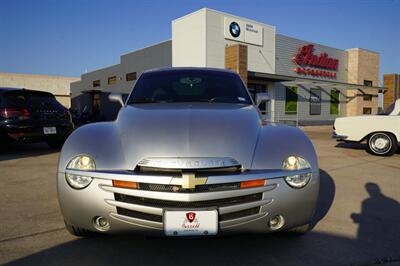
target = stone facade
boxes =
[0,73,79,108]
[383,74,400,108]
[345,48,379,116]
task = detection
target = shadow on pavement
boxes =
[334,142,368,151]
[335,142,400,156]
[0,142,59,162]
[4,173,400,266]
[311,169,335,228]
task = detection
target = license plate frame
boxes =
[164,209,218,236]
[43,127,57,135]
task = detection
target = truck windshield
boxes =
[379,102,395,115]
[127,70,252,105]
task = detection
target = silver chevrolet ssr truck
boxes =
[58,67,319,237]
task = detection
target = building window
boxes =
[93,80,100,87]
[285,86,298,115]
[93,93,101,111]
[363,107,372,115]
[330,89,340,115]
[363,94,373,101]
[364,80,373,86]
[126,72,137,81]
[108,76,117,85]
[309,88,321,115]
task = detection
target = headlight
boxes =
[282,156,311,188]
[65,155,95,189]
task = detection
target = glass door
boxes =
[247,83,270,121]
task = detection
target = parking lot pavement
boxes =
[0,128,399,266]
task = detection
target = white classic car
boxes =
[333,99,400,156]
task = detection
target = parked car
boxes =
[333,99,400,156]
[58,68,319,237]
[0,87,74,149]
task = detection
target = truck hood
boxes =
[116,103,262,169]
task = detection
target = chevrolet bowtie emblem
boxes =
[181,173,207,189]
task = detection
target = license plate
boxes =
[43,127,57,135]
[164,210,218,236]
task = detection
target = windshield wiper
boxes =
[129,98,161,104]
[208,97,247,104]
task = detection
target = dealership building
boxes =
[71,8,381,125]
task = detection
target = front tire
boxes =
[46,139,65,149]
[285,223,311,235]
[64,220,94,237]
[367,132,397,156]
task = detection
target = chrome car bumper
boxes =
[57,168,319,235]
[332,131,348,141]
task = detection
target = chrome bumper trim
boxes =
[220,212,269,229]
[332,132,348,140]
[218,199,272,215]
[105,198,272,216]
[110,212,163,230]
[64,168,311,185]
[137,157,240,169]
[99,184,277,202]
[105,199,163,215]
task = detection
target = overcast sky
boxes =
[0,0,399,85]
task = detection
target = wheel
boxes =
[64,220,94,237]
[0,133,13,151]
[367,132,397,156]
[285,223,311,235]
[46,139,65,149]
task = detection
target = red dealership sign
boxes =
[292,44,339,78]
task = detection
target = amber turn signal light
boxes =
[112,180,138,189]
[240,179,265,189]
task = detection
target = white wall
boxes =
[172,9,207,67]
[172,8,276,74]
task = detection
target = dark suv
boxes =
[0,87,74,148]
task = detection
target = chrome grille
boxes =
[115,206,261,223]
[137,182,241,193]
[116,207,163,222]
[114,192,262,209]
[219,207,260,221]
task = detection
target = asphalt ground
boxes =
[0,126,399,266]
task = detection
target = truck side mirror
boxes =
[255,93,270,106]
[109,93,125,107]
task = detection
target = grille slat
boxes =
[219,207,260,221]
[114,193,263,209]
[115,206,261,223]
[116,207,163,222]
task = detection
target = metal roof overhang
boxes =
[248,71,385,91]
[81,89,102,94]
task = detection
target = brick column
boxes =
[383,74,400,109]
[225,44,248,84]
[346,48,380,115]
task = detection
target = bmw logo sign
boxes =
[229,22,240,38]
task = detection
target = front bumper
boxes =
[57,168,319,235]
[1,122,73,142]
[332,131,348,141]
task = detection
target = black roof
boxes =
[0,87,20,92]
[0,87,54,96]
